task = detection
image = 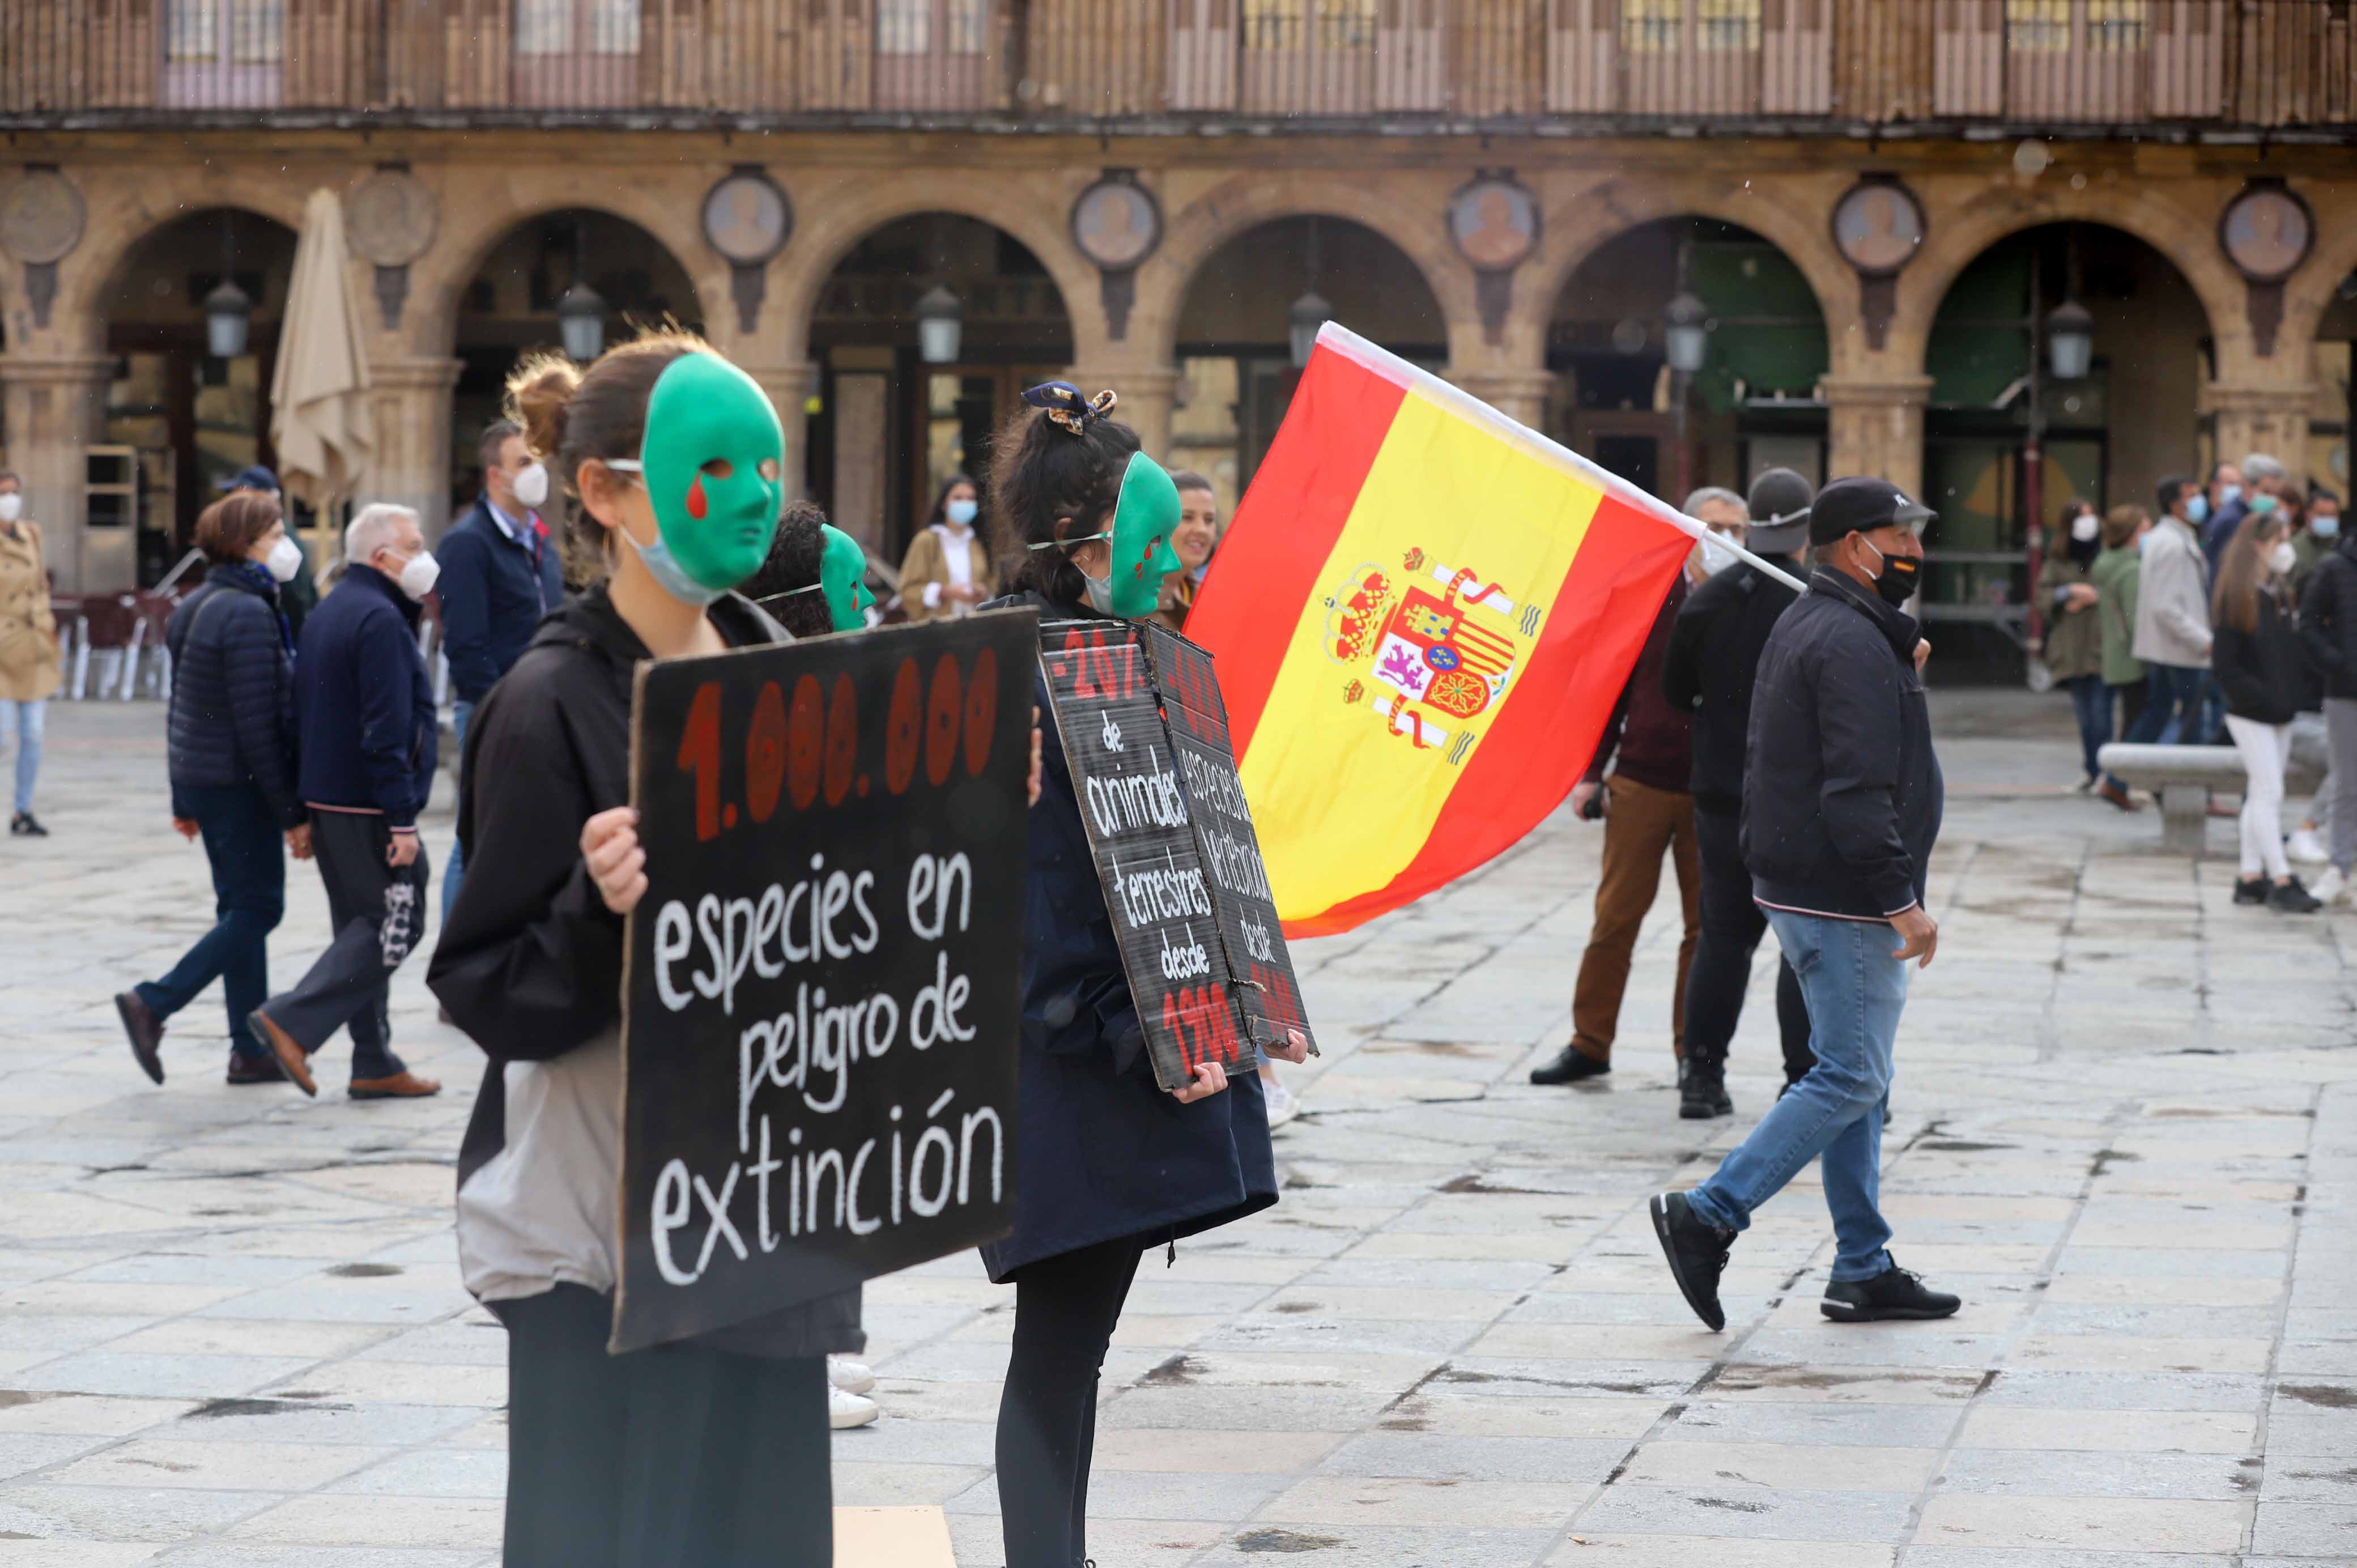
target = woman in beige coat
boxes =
[0,471,61,836]
[897,473,995,622]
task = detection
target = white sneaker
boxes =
[1263,1073,1300,1130]
[2312,867,2346,906]
[827,1354,875,1395]
[829,1385,880,1429]
[2288,828,2330,864]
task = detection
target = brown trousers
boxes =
[1571,774,1700,1063]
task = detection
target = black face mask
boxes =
[1862,538,1921,609]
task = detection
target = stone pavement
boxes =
[1,693,2353,1567]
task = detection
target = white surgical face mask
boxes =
[2269,540,2298,576]
[2071,513,2100,543]
[945,498,979,528]
[263,535,303,583]
[512,461,550,511]
[0,493,21,525]
[1698,531,1739,576]
[389,549,440,601]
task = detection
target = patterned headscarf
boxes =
[1022,381,1118,437]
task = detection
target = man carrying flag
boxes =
[1650,478,1959,1333]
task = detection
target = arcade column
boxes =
[2203,381,2318,490]
[0,355,112,593]
[370,357,463,540]
[1446,368,1556,435]
[1067,365,1181,470]
[1822,373,1934,498]
[744,361,819,505]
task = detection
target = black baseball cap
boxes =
[1746,467,1814,553]
[1809,476,1935,547]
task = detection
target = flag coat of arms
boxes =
[1185,323,1704,938]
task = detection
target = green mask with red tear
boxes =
[628,352,785,597]
[1102,452,1184,618]
[817,524,875,632]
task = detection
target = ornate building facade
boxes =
[3,0,2354,667]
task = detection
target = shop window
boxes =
[1240,0,1382,113]
[161,0,284,108]
[513,0,641,107]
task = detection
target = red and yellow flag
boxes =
[1186,325,1700,938]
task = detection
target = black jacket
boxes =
[1742,568,1945,922]
[163,569,301,828]
[436,497,564,703]
[2215,586,2307,725]
[2300,542,2357,703]
[293,565,437,827]
[977,590,1278,1283]
[1663,557,1803,817]
[429,585,860,1357]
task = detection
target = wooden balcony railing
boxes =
[1,0,2351,130]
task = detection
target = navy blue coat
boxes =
[435,497,563,703]
[164,568,301,828]
[977,591,1278,1284]
[295,564,437,828]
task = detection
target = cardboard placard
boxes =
[614,610,1036,1353]
[1040,618,1317,1094]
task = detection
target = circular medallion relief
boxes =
[703,172,793,266]
[0,171,86,266]
[1070,178,1162,271]
[1449,178,1539,271]
[346,171,439,267]
[2219,185,2312,283]
[1831,179,1925,276]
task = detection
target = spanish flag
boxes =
[1186,324,1700,938]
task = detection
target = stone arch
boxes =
[52,176,311,357]
[1892,180,2244,380]
[1522,173,1856,374]
[2278,182,2357,372]
[1146,174,1473,369]
[771,172,1103,369]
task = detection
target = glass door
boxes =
[161,0,284,108]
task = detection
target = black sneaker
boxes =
[2270,878,2323,914]
[1530,1048,1610,1086]
[2234,877,2270,906]
[1822,1262,1960,1323]
[1649,1191,1733,1332]
[1678,1056,1732,1120]
[8,811,45,837]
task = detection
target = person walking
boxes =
[2126,476,2214,748]
[1527,488,1725,1101]
[2214,512,2322,913]
[2087,504,2149,809]
[1650,477,1960,1332]
[113,491,309,1084]
[216,465,320,638]
[429,332,861,1567]
[1152,470,1222,634]
[2299,495,2357,906]
[1658,468,1815,1115]
[2040,499,2110,792]
[434,419,565,928]
[0,471,60,837]
[898,473,994,623]
[984,381,1308,1568]
[247,504,444,1100]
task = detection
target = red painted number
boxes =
[824,672,858,806]
[786,674,825,811]
[746,680,786,824]
[676,680,723,842]
[964,646,998,776]
[925,653,963,788]
[885,657,923,795]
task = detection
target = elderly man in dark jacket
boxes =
[1652,478,1959,1333]
[250,503,443,1101]
[1661,467,1816,1117]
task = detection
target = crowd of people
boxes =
[2039,454,2351,913]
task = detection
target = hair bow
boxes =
[1022,381,1118,437]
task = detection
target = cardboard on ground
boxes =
[833,1505,958,1566]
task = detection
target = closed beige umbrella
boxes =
[270,188,374,536]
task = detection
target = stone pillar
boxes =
[1445,368,1558,435]
[369,357,463,541]
[2203,381,2317,490]
[1068,365,1181,468]
[744,360,820,504]
[0,355,113,593]
[1821,374,1935,496]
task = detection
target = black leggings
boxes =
[997,1236,1145,1568]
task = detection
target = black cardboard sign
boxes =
[614,610,1036,1353]
[1040,619,1317,1094]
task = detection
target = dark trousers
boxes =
[1570,775,1699,1062]
[998,1236,1144,1568]
[257,809,427,1081]
[2127,662,2209,747]
[138,783,284,1062]
[1682,806,1815,1084]
[2111,676,2147,744]
[496,1284,831,1568]
[2065,674,2112,782]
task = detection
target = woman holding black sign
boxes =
[427,330,860,1567]
[984,382,1311,1568]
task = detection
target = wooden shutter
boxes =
[2149,0,2223,118]
[1933,0,2001,115]
[1762,0,1828,112]
[1546,0,1615,112]
[1168,0,1235,108]
[1376,0,1444,110]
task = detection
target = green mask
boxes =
[818,525,875,632]
[633,353,785,594]
[1104,452,1184,619]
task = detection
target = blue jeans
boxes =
[1,698,42,814]
[1686,908,1907,1284]
[2065,674,2112,783]
[2126,662,2207,747]
[440,697,473,927]
[137,783,285,1061]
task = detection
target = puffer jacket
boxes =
[164,569,301,829]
